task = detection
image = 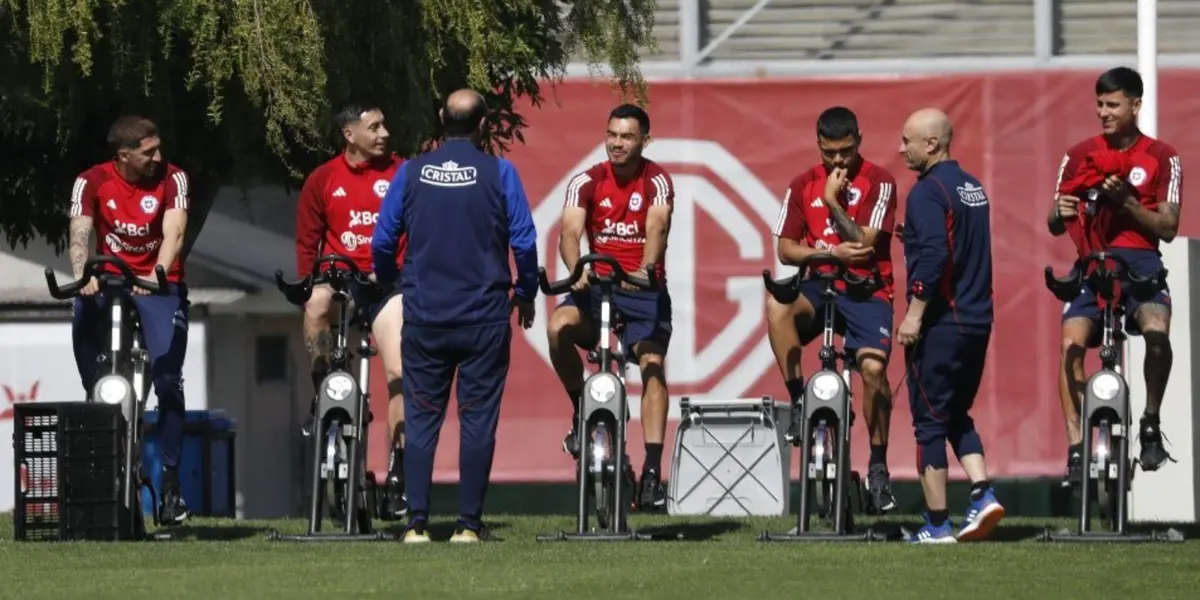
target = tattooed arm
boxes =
[69,216,93,279]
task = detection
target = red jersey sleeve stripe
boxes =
[1167,155,1182,204]
[651,173,669,205]
[69,176,88,218]
[869,181,892,230]
[772,187,791,237]
[564,172,591,208]
[171,171,189,210]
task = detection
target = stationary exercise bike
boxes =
[536,254,659,542]
[45,256,172,541]
[268,254,392,542]
[759,253,884,543]
[1040,251,1181,543]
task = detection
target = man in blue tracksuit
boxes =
[896,108,1005,544]
[371,89,538,544]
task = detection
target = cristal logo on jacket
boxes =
[420,161,478,187]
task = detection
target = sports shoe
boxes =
[450,522,489,543]
[866,463,897,513]
[380,473,408,520]
[1062,443,1083,489]
[403,519,431,544]
[637,468,667,512]
[1137,415,1174,472]
[957,488,1005,542]
[158,487,189,526]
[908,513,956,544]
[563,423,581,459]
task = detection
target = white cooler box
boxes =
[667,396,791,517]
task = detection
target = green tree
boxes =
[0,0,657,255]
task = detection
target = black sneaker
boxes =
[301,400,316,437]
[563,423,581,459]
[380,473,408,520]
[1138,415,1175,472]
[1062,443,1083,489]
[157,468,189,526]
[637,469,667,512]
[158,486,189,526]
[866,463,897,513]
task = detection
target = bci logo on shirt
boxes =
[349,210,379,227]
[113,219,150,237]
[420,161,478,187]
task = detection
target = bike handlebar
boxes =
[538,254,660,296]
[761,253,882,305]
[1044,251,1168,303]
[275,254,379,307]
[45,257,169,299]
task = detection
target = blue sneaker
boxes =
[907,513,957,544]
[957,489,1005,542]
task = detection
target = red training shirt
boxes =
[70,161,190,283]
[563,159,675,282]
[772,160,898,302]
[295,153,406,277]
[1054,133,1183,251]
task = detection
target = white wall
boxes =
[1,318,208,513]
[205,313,314,519]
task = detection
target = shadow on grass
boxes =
[635,519,747,541]
[158,524,270,541]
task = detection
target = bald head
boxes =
[906,108,953,149]
[899,108,954,172]
[442,89,488,137]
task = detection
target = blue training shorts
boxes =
[1061,248,1171,340]
[796,280,894,357]
[560,287,673,353]
[344,280,401,329]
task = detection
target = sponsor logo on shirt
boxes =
[349,210,378,228]
[956,182,988,207]
[420,161,477,187]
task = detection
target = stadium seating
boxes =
[626,0,1200,63]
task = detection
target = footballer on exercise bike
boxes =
[546,103,674,512]
[294,100,409,519]
[1048,67,1183,487]
[768,106,901,513]
[68,115,191,526]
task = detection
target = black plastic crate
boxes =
[12,402,127,541]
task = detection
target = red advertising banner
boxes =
[366,70,1200,483]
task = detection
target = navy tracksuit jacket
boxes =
[371,138,538,528]
[902,160,994,458]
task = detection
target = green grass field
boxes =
[1,513,1197,599]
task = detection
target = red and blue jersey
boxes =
[903,160,993,331]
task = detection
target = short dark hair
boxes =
[608,104,650,136]
[816,107,860,141]
[334,100,381,131]
[442,93,488,136]
[1096,67,1143,99]
[107,116,158,154]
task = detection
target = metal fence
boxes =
[566,0,1200,77]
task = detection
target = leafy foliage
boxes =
[0,0,657,253]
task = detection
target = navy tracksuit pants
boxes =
[402,322,511,528]
[72,284,189,469]
[905,325,989,471]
